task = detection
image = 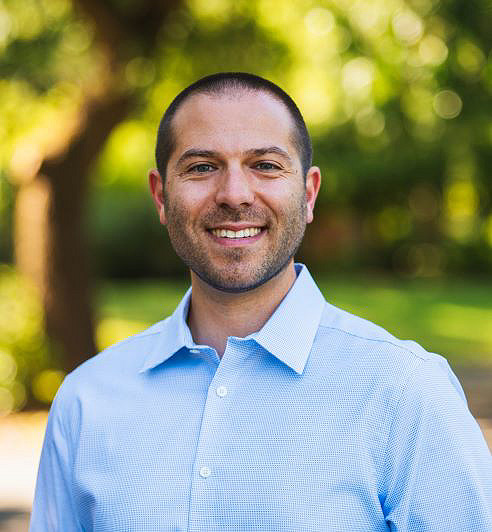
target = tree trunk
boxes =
[13,0,180,373]
[14,90,132,372]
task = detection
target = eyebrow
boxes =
[176,149,220,167]
[244,146,292,162]
[175,146,293,167]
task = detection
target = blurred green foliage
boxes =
[96,275,492,369]
[1,0,492,408]
[0,0,491,275]
[0,265,62,414]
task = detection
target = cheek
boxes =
[167,188,208,219]
[255,179,295,205]
[268,186,305,214]
[179,182,215,210]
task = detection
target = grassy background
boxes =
[95,274,492,370]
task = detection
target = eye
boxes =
[189,163,216,173]
[254,161,281,171]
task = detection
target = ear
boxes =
[305,166,321,224]
[148,168,167,225]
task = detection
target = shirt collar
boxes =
[139,263,325,375]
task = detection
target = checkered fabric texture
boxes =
[30,265,492,531]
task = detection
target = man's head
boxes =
[155,72,312,181]
[149,73,321,293]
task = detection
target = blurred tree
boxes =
[1,0,491,376]
[2,0,181,371]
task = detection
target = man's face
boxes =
[150,90,320,292]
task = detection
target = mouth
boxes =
[207,225,266,245]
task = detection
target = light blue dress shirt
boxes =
[30,264,492,531]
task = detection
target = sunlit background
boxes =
[0,0,491,524]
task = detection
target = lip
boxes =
[207,223,266,231]
[207,227,266,246]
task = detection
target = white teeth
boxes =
[211,227,262,238]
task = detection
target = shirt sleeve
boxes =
[29,379,82,532]
[382,356,492,531]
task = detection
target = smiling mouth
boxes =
[209,227,263,239]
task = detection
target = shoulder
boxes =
[54,319,167,400]
[319,301,431,360]
[311,301,476,453]
[311,300,464,401]
[317,300,442,363]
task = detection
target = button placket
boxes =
[188,341,249,530]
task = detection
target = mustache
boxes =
[201,206,270,225]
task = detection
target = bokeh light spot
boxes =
[125,57,156,88]
[342,57,374,99]
[418,34,448,66]
[377,206,412,242]
[32,370,65,404]
[445,180,478,219]
[392,9,423,45]
[0,387,14,417]
[456,39,485,76]
[98,121,154,185]
[96,317,148,351]
[188,0,231,23]
[433,90,462,119]
[304,7,335,35]
[350,1,388,37]
[0,8,12,47]
[43,0,71,19]
[0,348,17,385]
[355,107,385,137]
[62,22,93,54]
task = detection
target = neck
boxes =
[187,262,297,357]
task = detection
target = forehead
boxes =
[170,90,296,158]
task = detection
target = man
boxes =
[31,72,491,531]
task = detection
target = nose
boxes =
[214,164,255,208]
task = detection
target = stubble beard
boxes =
[164,195,307,293]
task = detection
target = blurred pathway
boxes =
[0,510,29,532]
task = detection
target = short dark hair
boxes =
[155,72,312,181]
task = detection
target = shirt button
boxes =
[189,349,200,354]
[199,466,211,478]
[216,385,228,397]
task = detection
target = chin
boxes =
[194,272,261,293]
[193,260,290,294]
